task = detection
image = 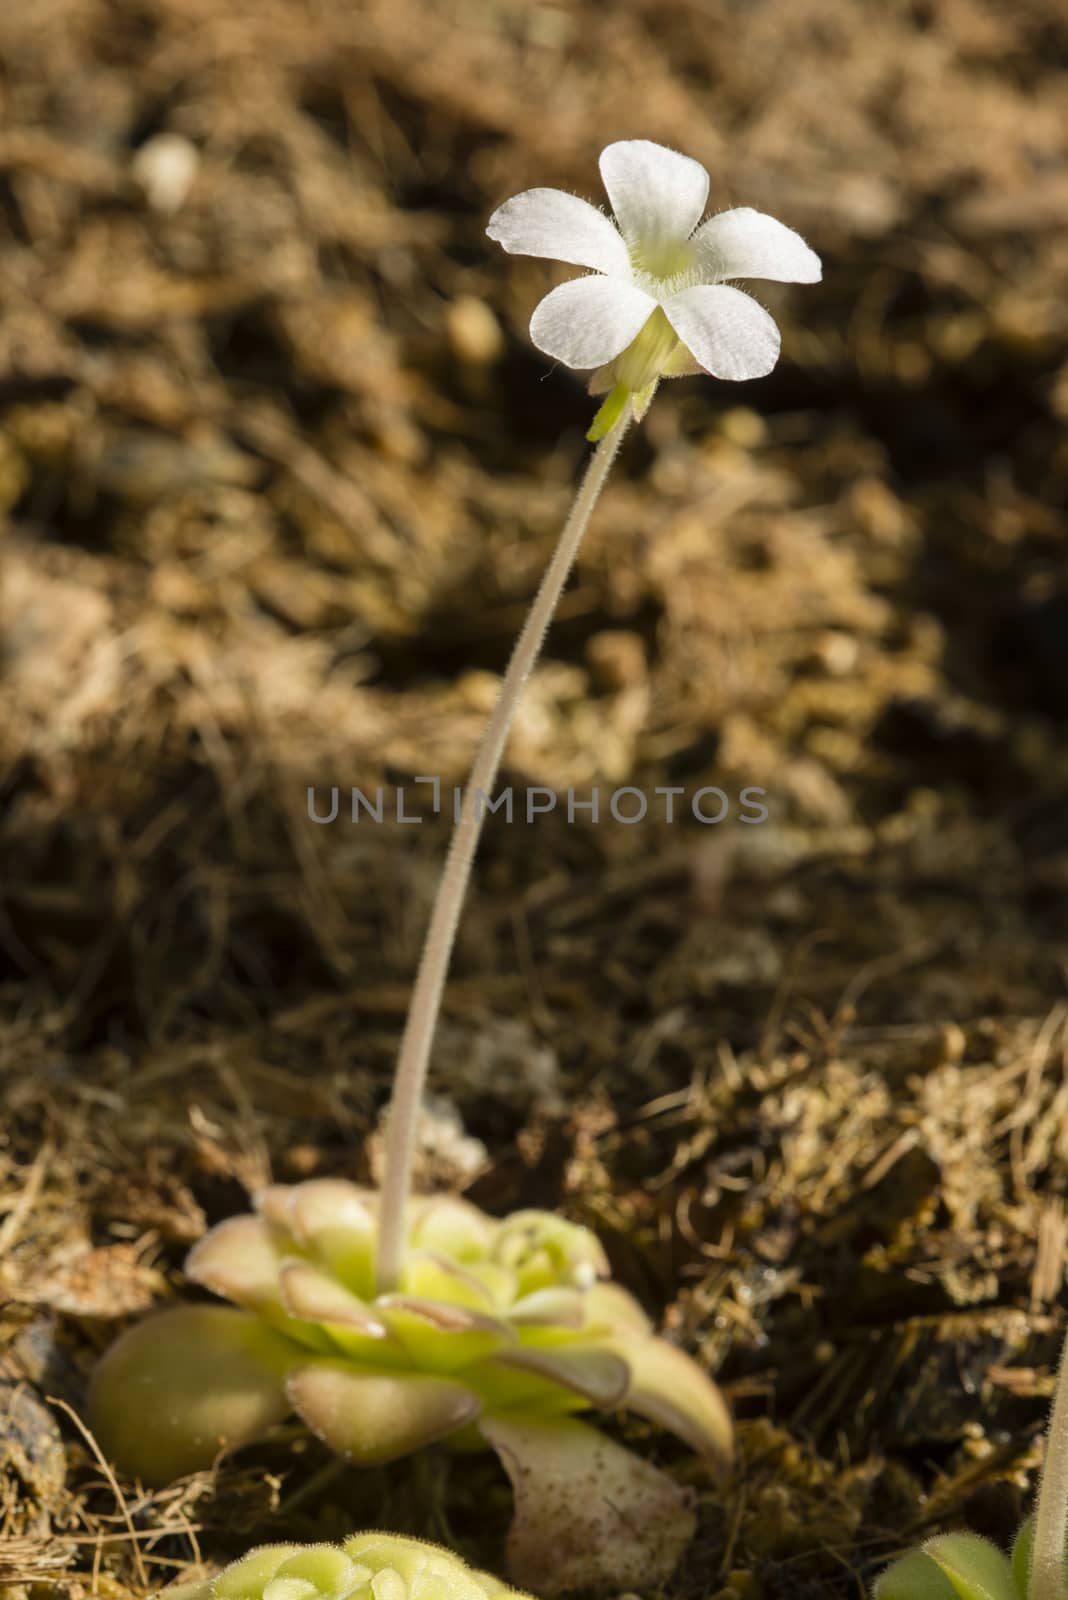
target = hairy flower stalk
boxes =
[163,1532,528,1600]
[376,409,629,1293]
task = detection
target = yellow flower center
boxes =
[631,236,696,280]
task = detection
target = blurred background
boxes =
[3,0,1068,1593]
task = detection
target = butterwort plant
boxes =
[91,140,820,1593]
[874,1330,1068,1600]
[161,1531,527,1600]
[91,1185,730,1592]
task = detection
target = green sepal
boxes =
[586,384,629,442]
[629,383,657,422]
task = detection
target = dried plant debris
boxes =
[2,0,1068,1595]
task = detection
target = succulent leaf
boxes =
[923,1535,1021,1600]
[187,1217,334,1353]
[88,1306,298,1483]
[285,1364,481,1461]
[614,1330,733,1466]
[400,1252,502,1310]
[372,1298,513,1370]
[480,1413,696,1595]
[1010,1518,1033,1600]
[488,1212,608,1294]
[507,1288,586,1329]
[487,1343,630,1406]
[282,1181,378,1294]
[277,1261,391,1342]
[580,1280,652,1333]
[874,1550,962,1600]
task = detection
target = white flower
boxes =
[487,139,821,404]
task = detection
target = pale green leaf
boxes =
[925,1533,1020,1600]
[874,1550,960,1600]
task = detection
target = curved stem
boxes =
[1030,1327,1068,1600]
[375,410,631,1291]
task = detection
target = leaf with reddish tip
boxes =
[581,1281,652,1334]
[283,1180,378,1296]
[508,1288,587,1329]
[88,1306,298,1485]
[286,1363,481,1462]
[402,1250,504,1311]
[489,1344,630,1407]
[278,1260,404,1363]
[186,1215,280,1307]
[253,1184,297,1231]
[617,1332,733,1468]
[187,1217,331,1353]
[377,1297,514,1371]
[480,1414,696,1595]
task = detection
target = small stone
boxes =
[717,407,767,448]
[446,296,505,366]
[813,630,859,676]
[132,133,199,214]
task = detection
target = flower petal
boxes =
[480,1415,696,1595]
[286,1364,479,1462]
[529,277,656,370]
[618,1334,733,1467]
[88,1306,297,1484]
[486,188,630,278]
[693,207,822,284]
[599,140,709,253]
[664,284,781,381]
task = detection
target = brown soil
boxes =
[2,0,1068,1595]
